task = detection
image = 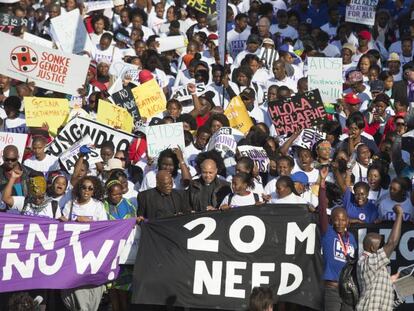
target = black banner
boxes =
[132,205,323,310]
[186,0,216,14]
[267,89,326,136]
[349,223,414,311]
[0,13,27,36]
[112,88,141,126]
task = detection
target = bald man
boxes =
[188,158,231,212]
[137,170,188,220]
[356,205,404,310]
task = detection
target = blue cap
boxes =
[291,172,309,185]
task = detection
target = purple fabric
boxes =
[0,213,135,292]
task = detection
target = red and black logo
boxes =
[10,46,38,73]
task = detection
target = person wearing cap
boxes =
[240,87,267,123]
[259,37,278,70]
[227,13,250,58]
[364,93,392,144]
[386,52,402,81]
[278,44,303,82]
[345,70,372,111]
[341,43,357,80]
[291,171,318,207]
[270,9,298,40]
[234,34,263,67]
[354,30,371,61]
[392,61,414,105]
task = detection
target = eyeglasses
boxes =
[3,158,18,162]
[114,157,126,161]
[81,185,94,192]
[396,122,406,126]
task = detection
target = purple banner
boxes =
[0,213,135,292]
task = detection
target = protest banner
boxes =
[345,0,378,26]
[0,13,27,36]
[186,0,216,14]
[132,205,323,309]
[50,9,93,54]
[293,127,327,150]
[108,63,140,95]
[238,145,269,173]
[46,116,136,157]
[145,122,185,158]
[267,89,326,136]
[0,32,90,95]
[156,36,186,53]
[0,213,135,292]
[171,83,206,102]
[97,99,133,133]
[85,0,114,12]
[308,57,342,104]
[59,135,102,173]
[207,127,244,159]
[24,97,69,133]
[224,96,254,135]
[132,79,166,119]
[23,32,54,48]
[0,132,27,164]
[111,87,141,126]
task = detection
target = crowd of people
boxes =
[1,0,414,310]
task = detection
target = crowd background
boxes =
[1,0,414,310]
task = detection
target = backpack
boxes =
[339,256,360,308]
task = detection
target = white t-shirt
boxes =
[227,28,250,58]
[63,198,107,221]
[320,43,341,57]
[10,196,62,219]
[271,192,307,204]
[352,162,368,183]
[378,196,413,222]
[265,76,297,93]
[2,115,27,133]
[270,24,298,40]
[221,192,257,208]
[24,154,60,177]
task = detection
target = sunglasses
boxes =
[3,158,18,162]
[81,185,94,192]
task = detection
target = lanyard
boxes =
[337,232,350,257]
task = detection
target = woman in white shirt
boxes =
[220,172,262,209]
[271,176,307,204]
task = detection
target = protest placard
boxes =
[85,0,114,12]
[132,79,166,119]
[24,97,69,133]
[50,9,93,54]
[156,36,186,53]
[238,145,269,173]
[267,90,326,136]
[345,0,378,26]
[145,122,185,157]
[0,32,90,95]
[108,62,139,95]
[207,127,244,159]
[59,135,102,173]
[111,88,141,126]
[46,117,136,156]
[97,99,133,133]
[0,13,27,35]
[171,83,206,102]
[293,127,327,150]
[0,213,135,292]
[23,32,54,48]
[0,132,27,164]
[224,96,254,135]
[308,57,342,104]
[186,0,216,14]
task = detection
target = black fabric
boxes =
[188,178,231,212]
[132,205,323,310]
[339,256,360,308]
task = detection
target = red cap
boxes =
[343,93,361,105]
[138,70,153,84]
[358,30,372,41]
[207,33,219,40]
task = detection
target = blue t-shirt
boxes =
[343,188,379,224]
[321,226,357,282]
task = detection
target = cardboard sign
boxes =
[267,90,326,136]
[207,127,244,159]
[156,36,186,53]
[224,96,254,135]
[145,122,185,158]
[59,135,102,173]
[97,99,133,133]
[132,79,166,119]
[0,32,90,95]
[293,127,327,150]
[108,62,139,95]
[238,145,269,173]
[111,87,141,126]
[0,13,27,36]
[24,97,69,133]
[0,132,27,164]
[187,0,216,14]
[308,57,342,104]
[345,0,378,26]
[46,117,136,156]
[50,9,93,54]
[23,32,54,49]
[171,83,206,102]
[85,0,114,13]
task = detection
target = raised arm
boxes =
[391,135,407,176]
[318,166,329,235]
[383,205,404,258]
[71,153,85,187]
[173,147,191,188]
[2,169,23,208]
[188,83,203,119]
[278,129,302,156]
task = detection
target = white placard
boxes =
[0,32,90,95]
[345,0,378,26]
[23,32,54,49]
[156,36,186,53]
[145,122,185,158]
[293,127,327,150]
[238,145,269,173]
[50,9,94,54]
[171,83,206,101]
[0,132,27,164]
[85,0,114,13]
[308,57,342,103]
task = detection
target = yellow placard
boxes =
[224,96,254,135]
[24,97,69,134]
[97,100,133,133]
[131,79,166,119]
